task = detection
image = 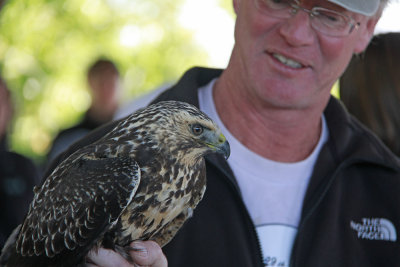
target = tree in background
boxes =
[0,0,234,162]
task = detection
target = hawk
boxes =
[0,101,230,267]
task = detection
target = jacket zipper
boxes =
[289,159,350,267]
[215,164,265,267]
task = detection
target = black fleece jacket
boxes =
[45,67,400,267]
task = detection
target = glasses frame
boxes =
[255,0,361,37]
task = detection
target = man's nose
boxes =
[278,10,315,47]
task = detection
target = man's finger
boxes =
[130,241,168,267]
[86,247,132,267]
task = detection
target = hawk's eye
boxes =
[191,124,204,136]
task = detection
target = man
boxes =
[48,0,399,266]
[0,77,40,248]
[46,58,120,163]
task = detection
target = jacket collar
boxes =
[324,96,400,170]
[150,67,222,107]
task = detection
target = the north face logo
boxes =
[350,218,397,242]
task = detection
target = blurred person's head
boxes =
[87,58,120,123]
[340,32,400,155]
[0,77,13,141]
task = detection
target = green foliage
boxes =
[0,0,233,162]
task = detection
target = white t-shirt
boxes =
[198,79,329,266]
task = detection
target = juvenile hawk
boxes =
[0,101,230,267]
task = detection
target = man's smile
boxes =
[271,52,305,69]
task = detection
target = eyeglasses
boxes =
[254,0,360,37]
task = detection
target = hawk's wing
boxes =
[16,149,140,258]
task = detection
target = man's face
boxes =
[231,0,379,110]
[89,72,119,104]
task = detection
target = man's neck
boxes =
[213,72,325,163]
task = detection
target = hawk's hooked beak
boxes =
[213,134,230,160]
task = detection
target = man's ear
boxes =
[354,13,381,54]
[233,0,240,14]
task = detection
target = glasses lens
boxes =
[311,8,351,36]
[255,0,293,18]
[254,0,356,37]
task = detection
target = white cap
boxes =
[328,0,380,16]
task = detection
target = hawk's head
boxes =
[119,101,230,162]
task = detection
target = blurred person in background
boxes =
[340,32,400,155]
[46,58,121,163]
[0,76,40,248]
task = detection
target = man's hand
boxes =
[86,241,168,267]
